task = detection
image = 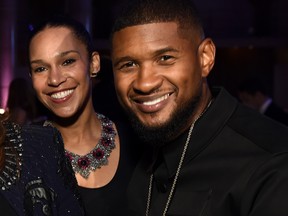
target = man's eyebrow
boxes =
[153,47,179,57]
[113,56,134,67]
[113,47,179,66]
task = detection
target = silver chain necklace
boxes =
[145,100,212,216]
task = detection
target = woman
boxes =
[0,113,84,215]
[28,16,140,215]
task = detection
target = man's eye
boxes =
[63,59,76,66]
[120,61,136,69]
[125,61,136,67]
[160,55,172,61]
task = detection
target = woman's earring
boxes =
[91,71,98,78]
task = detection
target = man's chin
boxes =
[129,116,173,148]
[126,94,201,148]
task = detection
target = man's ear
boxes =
[198,38,216,77]
[90,52,100,77]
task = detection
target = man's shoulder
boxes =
[228,103,288,154]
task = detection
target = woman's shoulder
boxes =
[22,123,65,155]
[22,124,60,140]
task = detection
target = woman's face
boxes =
[29,26,99,118]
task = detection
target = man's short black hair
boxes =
[111,0,204,39]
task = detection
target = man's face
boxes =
[111,22,212,143]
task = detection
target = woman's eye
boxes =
[63,59,76,66]
[33,67,46,73]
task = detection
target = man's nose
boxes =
[132,65,163,94]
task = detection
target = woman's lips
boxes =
[50,89,74,99]
[49,89,75,103]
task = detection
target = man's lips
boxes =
[141,94,170,106]
[131,93,172,113]
[50,89,74,100]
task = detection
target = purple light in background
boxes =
[28,24,34,31]
[0,48,13,110]
[0,22,14,109]
[0,0,17,110]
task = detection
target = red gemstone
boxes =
[101,137,110,146]
[65,152,73,161]
[77,157,90,168]
[93,149,104,159]
[103,126,113,134]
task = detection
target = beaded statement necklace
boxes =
[44,113,116,179]
[146,100,212,216]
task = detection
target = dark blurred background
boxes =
[0,0,288,111]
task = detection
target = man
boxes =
[110,0,288,215]
[238,77,288,126]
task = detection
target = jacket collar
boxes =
[159,87,238,178]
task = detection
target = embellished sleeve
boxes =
[0,122,23,215]
[0,122,23,191]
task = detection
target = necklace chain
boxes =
[146,100,212,216]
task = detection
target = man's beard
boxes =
[127,94,201,148]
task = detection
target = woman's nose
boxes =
[47,67,66,86]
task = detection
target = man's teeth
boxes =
[51,89,74,99]
[143,94,169,106]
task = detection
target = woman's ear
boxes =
[90,52,100,77]
[198,38,216,77]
